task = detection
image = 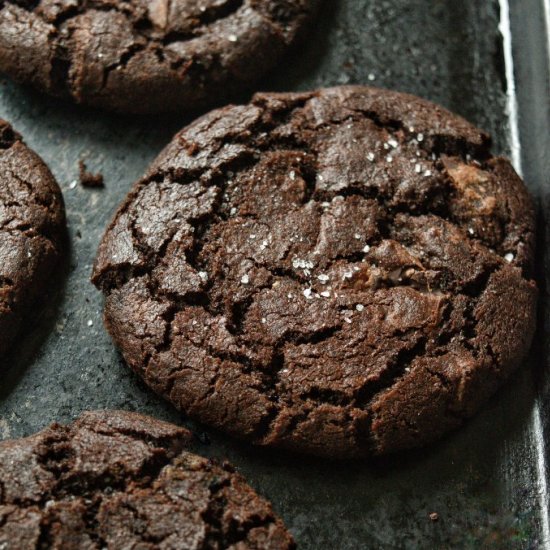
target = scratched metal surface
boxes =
[1,0,549,548]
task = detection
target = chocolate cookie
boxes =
[0,120,65,358]
[0,0,317,114]
[92,86,537,458]
[0,410,294,549]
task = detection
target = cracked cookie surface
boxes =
[0,410,294,549]
[92,86,537,458]
[0,0,318,114]
[0,119,65,358]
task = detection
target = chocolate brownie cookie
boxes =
[92,86,537,458]
[0,410,294,549]
[0,0,317,114]
[0,120,65,358]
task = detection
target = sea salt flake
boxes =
[292,258,314,270]
[344,317,353,324]
[87,319,93,327]
[289,170,296,180]
[317,274,330,283]
[261,317,267,324]
[320,291,331,298]
[468,227,475,235]
[504,252,515,263]
[386,155,393,163]
[356,304,365,312]
[417,133,425,142]
[198,271,208,281]
[241,274,250,284]
[415,163,422,174]
[424,170,432,177]
[388,138,399,149]
[354,233,362,240]
[343,271,353,280]
[228,34,238,42]
[303,288,313,299]
[363,244,370,253]
[367,152,375,162]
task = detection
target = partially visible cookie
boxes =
[0,0,318,114]
[0,410,294,549]
[92,86,537,458]
[0,120,65,357]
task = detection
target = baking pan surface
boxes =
[1,0,549,547]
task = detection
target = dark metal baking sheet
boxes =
[1,0,549,547]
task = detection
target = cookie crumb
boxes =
[79,160,104,188]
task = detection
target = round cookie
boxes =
[0,0,318,114]
[0,410,294,549]
[92,86,537,459]
[0,120,65,358]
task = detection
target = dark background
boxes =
[1,0,549,548]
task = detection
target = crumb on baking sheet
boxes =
[79,160,104,188]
